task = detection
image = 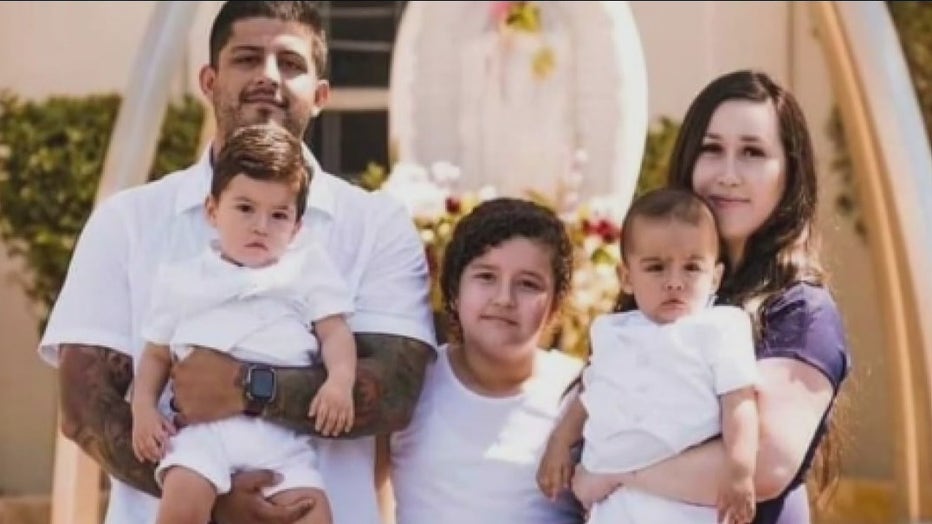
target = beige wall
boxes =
[0,246,52,496]
[631,2,791,123]
[0,0,899,494]
[0,1,218,495]
[0,1,220,100]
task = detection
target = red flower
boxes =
[594,219,620,243]
[445,196,462,215]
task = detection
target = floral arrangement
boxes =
[366,158,623,357]
[490,1,556,81]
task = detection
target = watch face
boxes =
[248,368,276,401]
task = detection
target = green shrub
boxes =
[889,1,932,146]
[0,92,204,328]
[636,116,680,196]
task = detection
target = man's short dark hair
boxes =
[209,1,327,75]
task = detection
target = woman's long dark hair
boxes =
[665,70,841,501]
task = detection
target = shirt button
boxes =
[636,383,649,394]
[636,354,651,366]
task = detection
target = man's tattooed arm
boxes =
[263,333,435,438]
[59,344,160,497]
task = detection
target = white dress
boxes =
[142,241,353,496]
[581,307,758,524]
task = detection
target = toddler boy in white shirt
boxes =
[131,123,355,524]
[538,188,759,524]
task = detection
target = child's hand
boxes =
[536,436,574,500]
[716,474,755,524]
[131,405,176,463]
[571,464,622,510]
[308,377,354,437]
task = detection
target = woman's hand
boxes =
[537,435,574,500]
[571,464,624,510]
[212,470,314,524]
[717,473,755,524]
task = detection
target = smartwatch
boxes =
[243,365,276,416]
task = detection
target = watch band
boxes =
[244,397,265,417]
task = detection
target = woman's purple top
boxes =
[749,282,852,524]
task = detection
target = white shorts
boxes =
[588,488,717,524]
[156,415,324,497]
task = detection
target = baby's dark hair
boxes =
[440,198,574,342]
[212,123,310,220]
[614,188,724,312]
[620,188,722,261]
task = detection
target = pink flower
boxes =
[490,1,512,24]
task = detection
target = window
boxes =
[305,1,407,182]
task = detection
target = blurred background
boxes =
[0,2,930,523]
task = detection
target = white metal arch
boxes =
[811,1,932,521]
[389,1,648,207]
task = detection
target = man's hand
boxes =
[213,470,313,524]
[571,464,623,510]
[171,347,245,426]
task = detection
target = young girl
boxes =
[131,124,356,524]
[538,188,759,524]
[377,198,586,524]
[558,70,852,524]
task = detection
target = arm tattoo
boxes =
[264,333,435,438]
[59,344,160,497]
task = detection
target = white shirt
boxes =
[390,345,584,524]
[40,147,437,524]
[581,306,757,473]
[143,241,353,365]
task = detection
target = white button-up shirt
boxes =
[581,306,758,473]
[40,147,437,524]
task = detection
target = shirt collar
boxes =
[174,142,336,217]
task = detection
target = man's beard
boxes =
[215,98,306,142]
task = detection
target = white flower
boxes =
[429,161,461,188]
[381,162,449,220]
[587,195,627,223]
[477,185,498,202]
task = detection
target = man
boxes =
[40,2,436,523]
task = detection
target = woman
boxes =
[572,70,851,523]
[376,198,586,524]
